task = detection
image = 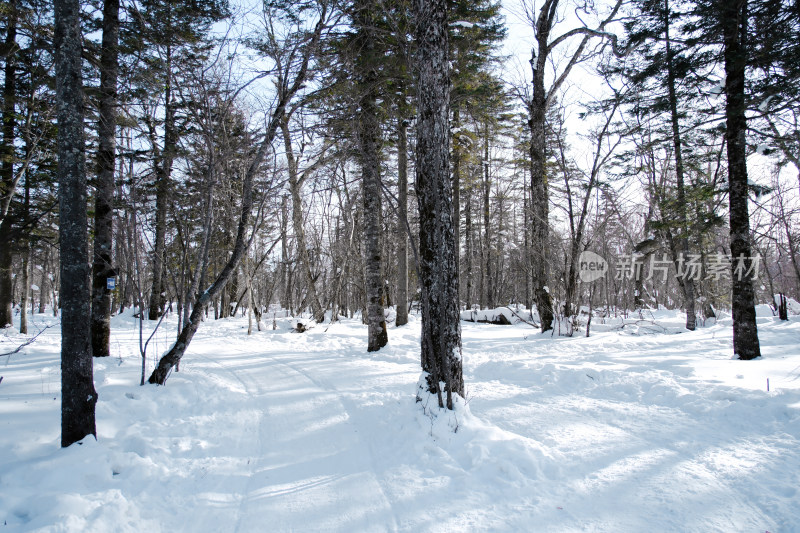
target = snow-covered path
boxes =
[1,309,799,532]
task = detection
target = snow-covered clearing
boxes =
[1,308,799,532]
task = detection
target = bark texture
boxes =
[355,3,388,351]
[91,0,120,356]
[414,0,463,408]
[720,0,760,359]
[529,14,555,332]
[0,0,17,327]
[55,0,97,446]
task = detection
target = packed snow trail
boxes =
[229,349,398,532]
[1,308,799,532]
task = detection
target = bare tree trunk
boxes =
[91,0,120,356]
[529,41,553,331]
[39,246,50,314]
[525,0,624,330]
[183,165,215,330]
[55,0,97,446]
[664,0,695,330]
[396,114,409,326]
[19,243,30,334]
[483,122,494,309]
[721,0,760,359]
[280,194,290,310]
[465,175,473,307]
[282,117,325,322]
[148,47,175,321]
[414,0,463,408]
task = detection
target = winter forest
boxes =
[1,0,800,530]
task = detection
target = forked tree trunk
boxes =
[529,42,554,332]
[414,0,463,408]
[55,0,97,446]
[91,0,120,356]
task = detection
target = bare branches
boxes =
[1,325,53,361]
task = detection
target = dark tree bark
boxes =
[414,0,463,409]
[354,1,388,351]
[91,0,120,357]
[452,104,461,298]
[395,114,409,326]
[526,0,624,332]
[55,0,97,446]
[720,0,760,359]
[529,25,554,331]
[0,0,18,327]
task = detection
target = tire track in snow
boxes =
[184,350,265,533]
[220,348,399,532]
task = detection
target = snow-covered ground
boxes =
[1,307,799,532]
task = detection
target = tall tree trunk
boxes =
[0,0,18,327]
[465,175,473,307]
[414,0,463,409]
[55,0,97,446]
[356,9,388,350]
[19,161,31,334]
[483,122,494,309]
[91,0,120,356]
[148,48,175,320]
[452,104,461,301]
[523,183,531,310]
[39,247,50,314]
[720,0,760,359]
[529,45,554,332]
[396,114,409,326]
[282,116,325,322]
[280,194,290,310]
[19,243,30,334]
[664,0,696,330]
